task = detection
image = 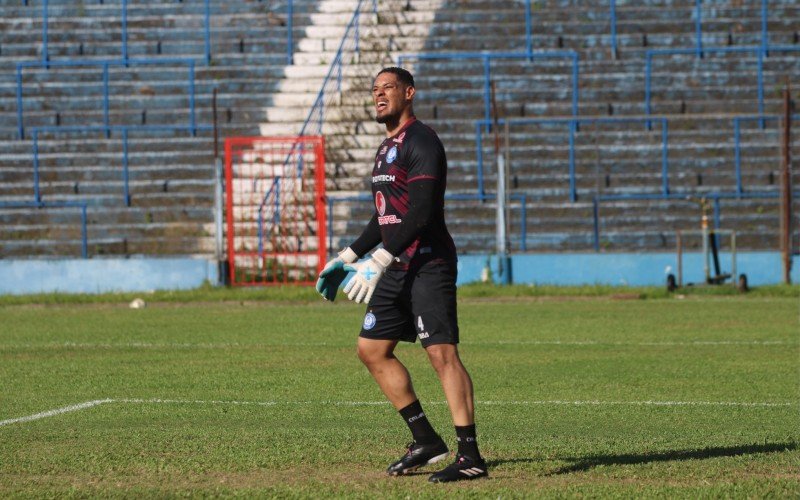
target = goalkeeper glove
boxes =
[342,248,394,304]
[315,247,358,302]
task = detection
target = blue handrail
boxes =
[16,57,199,140]
[28,124,213,206]
[0,200,89,258]
[29,0,212,66]
[398,50,580,124]
[609,0,617,56]
[592,190,800,252]
[298,0,377,137]
[475,117,670,202]
[732,114,800,195]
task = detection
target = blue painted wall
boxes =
[457,252,799,287]
[0,258,218,295]
[0,253,795,295]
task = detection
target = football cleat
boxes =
[386,439,449,476]
[428,453,488,483]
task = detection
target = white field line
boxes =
[1,340,796,349]
[0,399,113,427]
[2,398,796,428]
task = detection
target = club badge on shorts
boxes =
[363,312,377,330]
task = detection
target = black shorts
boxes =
[359,260,459,347]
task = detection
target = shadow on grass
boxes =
[548,442,797,475]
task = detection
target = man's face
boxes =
[372,72,413,124]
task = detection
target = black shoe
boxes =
[428,453,488,483]
[386,439,449,476]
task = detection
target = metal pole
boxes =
[525,0,532,57]
[42,0,49,67]
[610,0,617,59]
[483,57,491,125]
[757,49,765,128]
[780,82,792,283]
[32,131,40,202]
[734,118,743,195]
[571,54,579,116]
[491,81,510,284]
[16,65,24,139]
[103,63,110,137]
[592,197,600,252]
[661,119,669,195]
[702,200,710,283]
[204,0,211,64]
[122,129,131,206]
[645,53,652,129]
[520,194,527,251]
[122,0,128,64]
[189,61,196,135]
[476,122,485,197]
[568,120,576,202]
[287,0,294,65]
[731,231,737,288]
[213,88,225,284]
[676,230,683,287]
[80,203,88,259]
[761,0,768,56]
[695,0,703,58]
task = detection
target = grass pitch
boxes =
[1,290,798,497]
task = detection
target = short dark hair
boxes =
[376,67,415,88]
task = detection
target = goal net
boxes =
[224,136,327,286]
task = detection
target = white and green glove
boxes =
[342,248,394,304]
[315,247,358,302]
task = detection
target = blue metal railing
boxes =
[398,50,580,124]
[16,58,199,140]
[475,117,669,202]
[0,200,89,258]
[257,178,282,256]
[645,0,799,128]
[592,190,799,252]
[644,45,800,128]
[298,0,377,137]
[326,192,530,256]
[26,0,212,66]
[733,114,800,195]
[28,124,212,206]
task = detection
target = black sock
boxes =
[399,400,439,444]
[455,424,481,460]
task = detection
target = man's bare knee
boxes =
[425,343,461,372]
[357,339,396,367]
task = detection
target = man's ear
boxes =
[405,85,416,101]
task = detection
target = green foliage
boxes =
[0,297,798,496]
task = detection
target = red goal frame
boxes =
[224,136,327,286]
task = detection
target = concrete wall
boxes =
[457,252,799,287]
[0,252,796,295]
[0,258,218,295]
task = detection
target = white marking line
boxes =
[0,399,113,427]
[1,340,795,349]
[2,398,796,427]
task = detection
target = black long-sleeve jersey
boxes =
[350,118,457,269]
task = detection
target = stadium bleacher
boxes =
[0,0,797,259]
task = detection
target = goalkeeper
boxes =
[316,67,487,483]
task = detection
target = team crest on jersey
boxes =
[386,146,398,164]
[375,191,386,216]
[363,312,377,330]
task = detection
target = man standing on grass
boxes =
[315,67,487,483]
